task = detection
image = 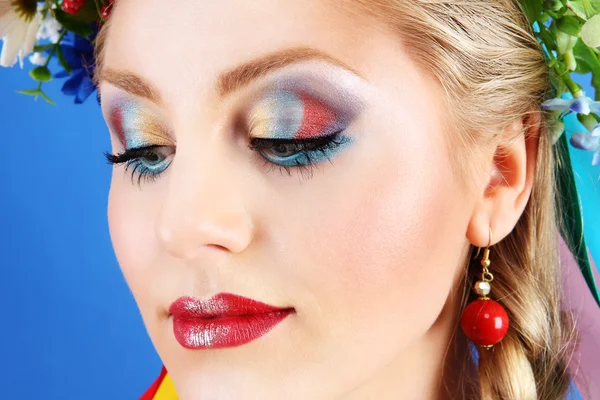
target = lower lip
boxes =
[172,310,293,349]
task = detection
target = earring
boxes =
[460,227,510,349]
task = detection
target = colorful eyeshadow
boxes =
[248,90,342,140]
[295,92,337,139]
[108,97,171,149]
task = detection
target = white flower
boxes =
[0,7,42,68]
[36,10,62,44]
[541,95,600,116]
[570,124,600,166]
[28,51,46,66]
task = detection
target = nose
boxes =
[155,139,255,260]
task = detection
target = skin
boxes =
[0,1,10,18]
[99,0,539,398]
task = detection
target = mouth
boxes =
[168,293,295,349]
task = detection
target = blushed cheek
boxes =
[302,147,470,349]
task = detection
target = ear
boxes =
[466,111,541,247]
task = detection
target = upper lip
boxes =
[169,292,294,319]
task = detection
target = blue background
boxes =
[0,54,598,399]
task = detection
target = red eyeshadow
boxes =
[110,107,127,147]
[295,92,337,139]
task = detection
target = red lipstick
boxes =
[169,293,294,349]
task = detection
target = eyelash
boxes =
[104,131,347,185]
[104,145,175,186]
[248,131,347,179]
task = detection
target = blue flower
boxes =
[53,30,98,104]
[541,95,600,117]
[570,124,600,166]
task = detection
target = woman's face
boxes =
[101,0,477,397]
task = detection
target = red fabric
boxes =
[139,366,168,400]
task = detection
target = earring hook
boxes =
[473,226,493,259]
[482,226,492,261]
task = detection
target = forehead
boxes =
[102,0,388,102]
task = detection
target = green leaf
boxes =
[520,0,544,22]
[16,89,41,96]
[581,14,600,47]
[545,0,565,12]
[33,43,54,53]
[29,66,52,82]
[55,45,72,74]
[540,12,551,23]
[585,0,600,13]
[566,0,588,18]
[555,132,600,308]
[15,88,55,104]
[573,39,599,73]
[566,0,599,19]
[549,67,568,97]
[539,24,558,52]
[557,15,584,35]
[590,0,600,13]
[593,75,600,99]
[54,9,94,37]
[572,39,600,96]
[39,91,56,105]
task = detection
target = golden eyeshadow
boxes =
[248,89,345,140]
[108,97,172,148]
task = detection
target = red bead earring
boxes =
[460,227,510,349]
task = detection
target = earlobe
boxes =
[466,112,541,247]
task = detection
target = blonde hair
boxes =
[94,0,577,398]
[342,0,577,398]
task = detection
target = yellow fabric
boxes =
[154,372,178,400]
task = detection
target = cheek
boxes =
[273,111,472,377]
[108,180,138,287]
[328,164,466,319]
[107,176,163,308]
[304,162,467,322]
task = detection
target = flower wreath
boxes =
[1,0,600,305]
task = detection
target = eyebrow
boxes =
[96,47,362,104]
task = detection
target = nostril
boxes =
[206,243,229,252]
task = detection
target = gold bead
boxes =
[481,258,491,268]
